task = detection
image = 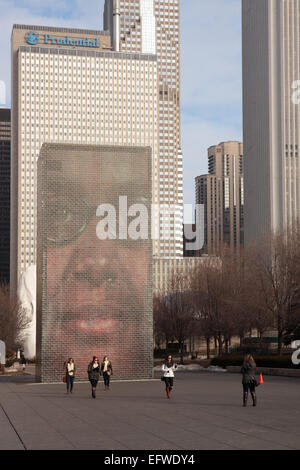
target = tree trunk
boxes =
[277,330,283,355]
[214,337,218,354]
[277,314,283,356]
[218,334,223,357]
[180,341,184,364]
[206,337,210,359]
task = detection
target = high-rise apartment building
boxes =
[104,0,183,258]
[0,108,10,283]
[195,141,244,254]
[243,0,300,243]
[11,24,158,290]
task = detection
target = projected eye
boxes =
[57,208,72,224]
[44,196,94,246]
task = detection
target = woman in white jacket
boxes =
[162,354,178,399]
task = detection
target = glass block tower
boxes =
[104,0,183,258]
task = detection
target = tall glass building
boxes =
[104,0,183,258]
[243,0,300,243]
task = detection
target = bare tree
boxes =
[246,223,300,354]
[154,274,195,364]
[166,273,195,364]
[153,293,173,349]
[0,283,31,352]
[155,224,300,360]
[191,258,228,357]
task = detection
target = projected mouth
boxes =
[76,319,118,334]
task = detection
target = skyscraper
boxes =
[195,141,244,254]
[242,0,300,243]
[104,0,183,258]
[10,24,158,290]
[0,108,10,283]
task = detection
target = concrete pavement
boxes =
[0,370,299,450]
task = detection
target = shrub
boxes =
[211,355,300,369]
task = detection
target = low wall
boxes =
[227,365,300,378]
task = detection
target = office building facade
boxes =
[104,0,184,258]
[195,141,244,254]
[243,0,300,243]
[11,24,158,290]
[0,108,10,283]
[153,257,210,294]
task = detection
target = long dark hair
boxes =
[92,356,99,364]
[164,354,173,366]
[243,354,255,365]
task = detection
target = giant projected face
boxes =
[37,145,152,381]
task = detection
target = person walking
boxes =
[64,358,76,394]
[88,356,101,399]
[101,356,113,390]
[20,353,26,371]
[162,354,178,399]
[241,354,258,407]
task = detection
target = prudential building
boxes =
[10,22,158,290]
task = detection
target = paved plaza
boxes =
[0,368,299,450]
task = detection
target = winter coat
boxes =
[87,362,100,381]
[162,362,177,378]
[65,362,76,377]
[241,361,257,384]
[101,361,113,375]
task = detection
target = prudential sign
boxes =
[25,31,100,49]
[25,32,40,45]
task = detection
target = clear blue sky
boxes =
[0,0,242,210]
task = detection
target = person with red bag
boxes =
[162,354,178,399]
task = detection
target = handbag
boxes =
[251,378,260,387]
[63,376,66,383]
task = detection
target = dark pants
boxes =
[103,372,110,387]
[164,377,174,390]
[66,375,74,391]
[243,382,256,393]
[90,379,98,388]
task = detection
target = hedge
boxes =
[211,355,300,369]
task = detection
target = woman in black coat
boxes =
[87,356,101,399]
[241,354,257,407]
[101,356,113,390]
[20,354,26,371]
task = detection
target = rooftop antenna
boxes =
[113,0,120,51]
